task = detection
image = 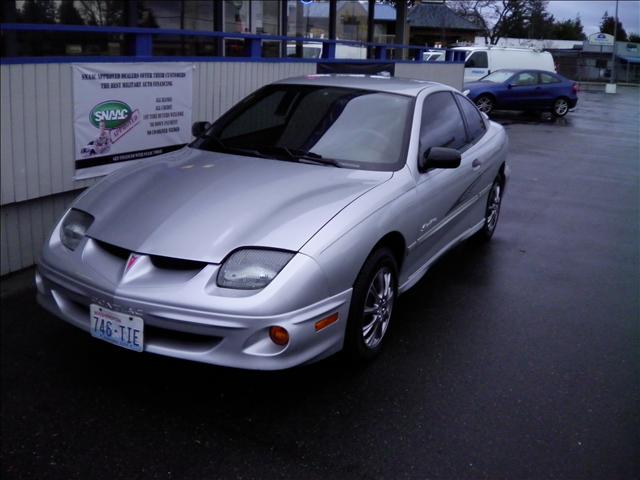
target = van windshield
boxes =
[480,70,517,83]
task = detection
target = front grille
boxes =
[149,255,207,271]
[93,239,207,271]
[94,239,130,260]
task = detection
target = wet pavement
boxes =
[1,87,639,479]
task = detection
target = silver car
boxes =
[37,75,509,370]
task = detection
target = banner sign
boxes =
[73,62,193,178]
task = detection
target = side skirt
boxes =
[398,219,485,295]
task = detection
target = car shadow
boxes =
[490,110,572,126]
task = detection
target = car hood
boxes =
[464,81,494,91]
[76,147,391,263]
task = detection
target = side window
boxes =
[420,92,467,154]
[540,72,560,84]
[456,94,486,143]
[512,72,538,86]
[465,51,488,69]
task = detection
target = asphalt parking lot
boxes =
[2,87,639,480]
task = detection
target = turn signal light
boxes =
[315,313,339,332]
[269,326,289,346]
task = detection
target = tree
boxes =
[19,0,56,24]
[448,0,525,45]
[552,16,585,41]
[600,11,627,41]
[629,32,640,43]
[525,0,555,39]
[58,0,84,25]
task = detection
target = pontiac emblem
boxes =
[125,253,140,272]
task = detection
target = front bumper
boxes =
[37,228,352,370]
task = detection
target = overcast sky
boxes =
[546,1,640,36]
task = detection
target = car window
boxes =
[197,85,413,171]
[540,72,560,84]
[512,72,538,86]
[455,94,486,143]
[419,91,467,154]
[465,51,488,69]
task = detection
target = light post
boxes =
[606,0,619,93]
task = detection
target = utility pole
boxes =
[606,0,619,93]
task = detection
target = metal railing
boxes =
[0,23,466,64]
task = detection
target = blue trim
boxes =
[0,22,465,64]
[0,55,466,65]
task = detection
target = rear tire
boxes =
[344,248,398,361]
[475,95,494,115]
[552,97,570,117]
[476,177,503,241]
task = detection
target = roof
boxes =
[274,74,446,97]
[303,1,396,22]
[408,3,484,31]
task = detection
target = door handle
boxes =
[472,158,482,169]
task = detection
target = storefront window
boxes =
[337,1,367,42]
[223,0,280,57]
[286,0,329,39]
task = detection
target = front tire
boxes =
[345,248,398,360]
[552,97,570,117]
[475,95,494,115]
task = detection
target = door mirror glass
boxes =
[192,121,212,138]
[420,147,461,171]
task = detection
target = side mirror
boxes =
[419,147,461,172]
[507,83,513,89]
[192,121,211,138]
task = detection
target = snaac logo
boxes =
[90,100,132,129]
[81,100,141,158]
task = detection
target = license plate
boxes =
[90,304,144,352]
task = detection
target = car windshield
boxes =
[192,84,413,171]
[479,70,517,83]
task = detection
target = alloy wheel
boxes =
[362,266,395,350]
[486,182,502,233]
[554,98,569,116]
[476,96,493,114]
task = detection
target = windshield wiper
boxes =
[254,145,343,168]
[200,135,266,158]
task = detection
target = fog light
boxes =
[315,313,339,332]
[269,326,289,346]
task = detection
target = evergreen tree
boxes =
[20,0,57,24]
[58,0,84,25]
[600,11,628,41]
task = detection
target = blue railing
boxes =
[0,23,466,64]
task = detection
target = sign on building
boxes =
[588,32,614,46]
[72,63,193,178]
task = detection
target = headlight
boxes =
[217,249,294,290]
[462,89,470,96]
[60,209,94,251]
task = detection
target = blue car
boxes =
[463,69,578,117]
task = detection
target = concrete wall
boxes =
[0,60,463,276]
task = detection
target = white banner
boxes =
[72,62,193,178]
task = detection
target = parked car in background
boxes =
[422,50,445,62]
[453,46,556,82]
[463,69,578,117]
[37,75,509,370]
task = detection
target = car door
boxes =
[502,71,539,109]
[538,72,562,108]
[412,91,484,265]
[464,51,489,82]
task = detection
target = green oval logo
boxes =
[90,100,132,129]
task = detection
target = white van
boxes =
[453,46,556,82]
